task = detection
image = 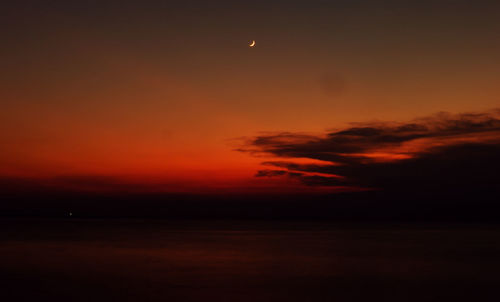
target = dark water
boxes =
[1,220,499,301]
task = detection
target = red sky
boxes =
[2,0,500,193]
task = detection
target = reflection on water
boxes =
[1,220,499,301]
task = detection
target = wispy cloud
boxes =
[239,109,500,192]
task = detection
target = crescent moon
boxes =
[249,40,256,47]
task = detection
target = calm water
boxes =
[1,220,499,301]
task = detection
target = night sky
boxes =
[2,0,500,205]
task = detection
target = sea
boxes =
[1,219,499,301]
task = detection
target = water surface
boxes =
[1,220,499,301]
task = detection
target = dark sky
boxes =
[1,0,500,198]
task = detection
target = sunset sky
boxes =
[2,0,500,193]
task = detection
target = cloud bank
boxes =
[240,109,500,193]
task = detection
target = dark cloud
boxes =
[255,170,287,177]
[240,109,500,193]
[0,175,171,194]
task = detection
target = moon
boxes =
[249,40,256,47]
